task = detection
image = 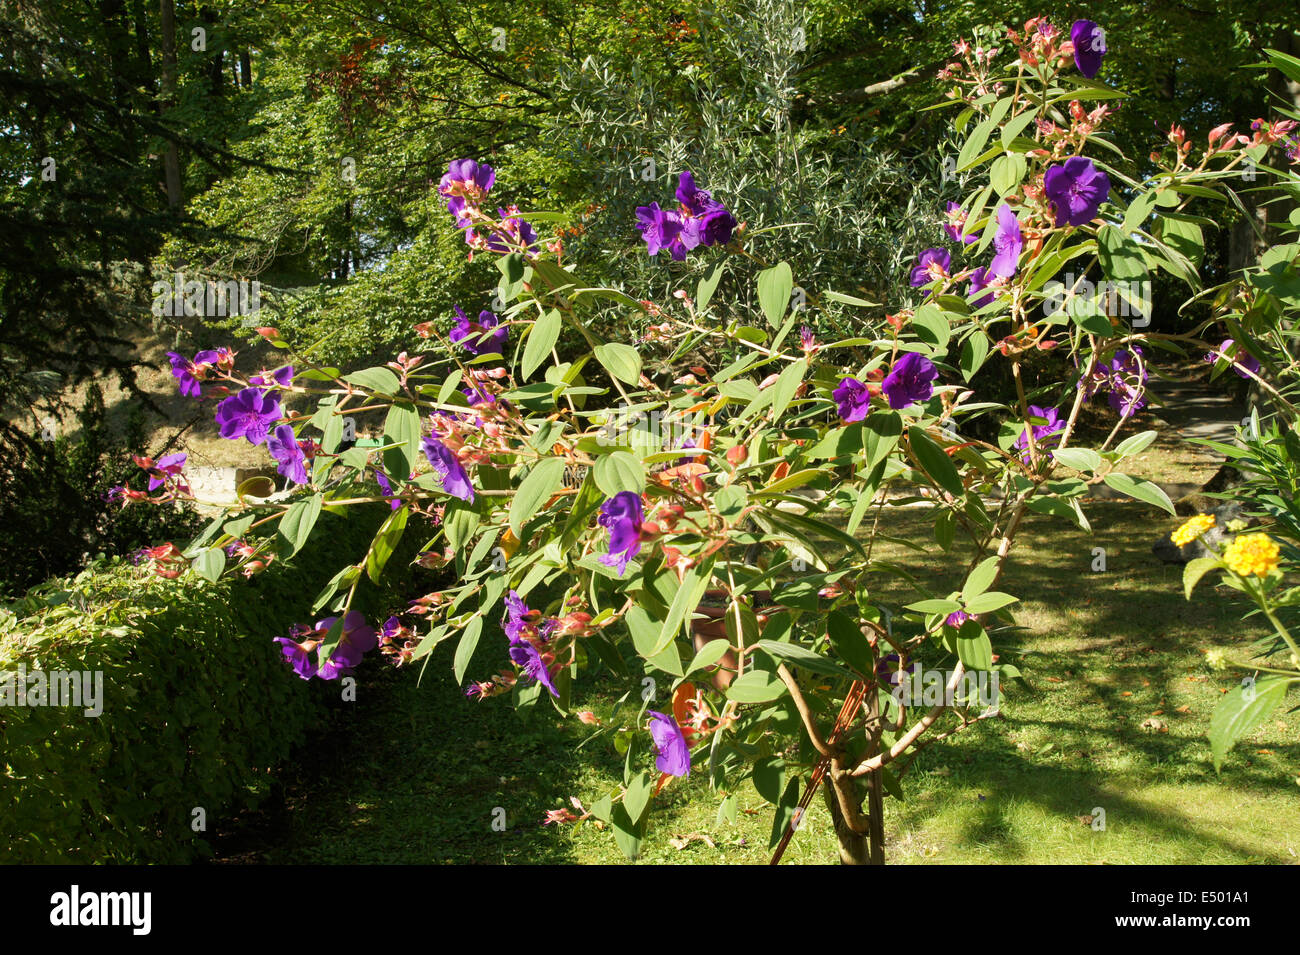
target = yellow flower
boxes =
[1222,533,1280,578]
[1171,513,1215,546]
[1205,648,1228,671]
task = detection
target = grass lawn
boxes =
[214,502,1299,865]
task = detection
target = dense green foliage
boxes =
[0,505,413,863]
[0,385,204,596]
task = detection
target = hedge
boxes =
[0,505,417,863]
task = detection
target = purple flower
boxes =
[374,470,402,510]
[875,653,917,687]
[989,204,1023,278]
[316,611,378,680]
[675,172,713,216]
[440,159,495,198]
[882,351,938,410]
[635,202,685,259]
[486,209,538,252]
[945,610,972,628]
[944,202,979,245]
[909,248,951,288]
[503,590,534,644]
[509,639,559,698]
[378,616,404,645]
[1070,20,1106,79]
[832,377,871,423]
[166,350,218,398]
[646,710,691,777]
[967,266,995,308]
[439,159,495,227]
[249,366,294,390]
[449,306,508,356]
[214,388,283,444]
[266,424,309,485]
[1101,348,1149,418]
[682,204,737,249]
[1043,157,1111,228]
[672,171,737,250]
[422,436,475,502]
[1013,405,1066,463]
[274,636,318,680]
[598,491,644,576]
[1205,339,1260,379]
[146,453,187,492]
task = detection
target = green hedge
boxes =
[0,506,416,863]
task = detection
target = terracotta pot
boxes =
[688,589,772,692]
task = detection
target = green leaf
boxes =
[964,591,1018,614]
[653,562,713,657]
[624,770,653,825]
[961,555,1001,602]
[1122,191,1157,235]
[752,756,785,804]
[908,427,963,498]
[826,610,875,677]
[757,261,794,327]
[770,359,806,420]
[1053,447,1103,473]
[192,547,225,583]
[768,777,801,849]
[1102,472,1176,514]
[990,153,1027,197]
[611,802,643,861]
[365,506,409,584]
[1160,216,1204,266]
[1000,110,1036,148]
[452,616,484,685]
[1098,225,1148,283]
[957,116,997,171]
[822,290,879,308]
[382,402,421,480]
[911,306,951,353]
[509,457,566,537]
[956,625,994,671]
[697,261,726,311]
[343,366,401,395]
[753,640,854,681]
[1183,557,1221,600]
[907,598,962,614]
[863,412,903,471]
[1113,430,1158,458]
[726,670,788,703]
[687,637,732,676]
[496,251,526,301]
[755,468,823,497]
[593,342,642,385]
[277,493,324,558]
[807,423,863,460]
[1209,676,1292,772]
[521,309,562,380]
[312,564,360,613]
[593,450,645,496]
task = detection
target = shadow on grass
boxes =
[209,638,617,864]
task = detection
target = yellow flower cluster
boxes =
[1222,533,1280,578]
[1171,513,1215,546]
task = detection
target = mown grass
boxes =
[214,501,1299,865]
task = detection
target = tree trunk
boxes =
[825,683,887,865]
[159,0,183,210]
[823,783,872,864]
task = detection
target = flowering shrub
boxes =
[123,17,1300,862]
